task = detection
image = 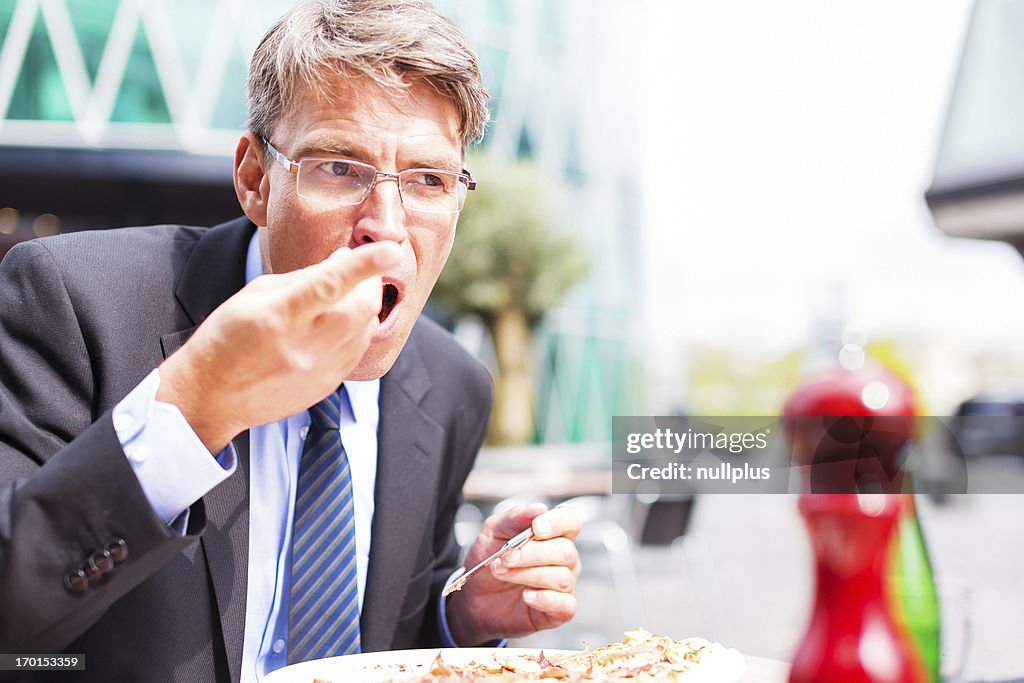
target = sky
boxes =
[639,0,1024,383]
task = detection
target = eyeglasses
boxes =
[263,139,475,214]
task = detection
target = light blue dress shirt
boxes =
[112,231,467,683]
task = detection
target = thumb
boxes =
[485,503,549,541]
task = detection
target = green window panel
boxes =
[110,25,171,123]
[164,0,219,88]
[534,337,560,442]
[210,42,249,130]
[0,0,17,49]
[65,0,117,84]
[7,12,73,121]
[534,323,639,444]
[516,122,533,159]
[548,332,585,442]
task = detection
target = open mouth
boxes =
[380,283,399,323]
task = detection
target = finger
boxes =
[481,502,549,541]
[317,272,383,326]
[490,564,576,594]
[305,276,381,365]
[494,537,579,574]
[530,506,582,541]
[522,589,577,625]
[288,241,401,314]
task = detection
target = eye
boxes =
[326,161,353,176]
[406,171,451,191]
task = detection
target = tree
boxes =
[431,154,588,445]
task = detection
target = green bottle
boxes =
[891,493,941,683]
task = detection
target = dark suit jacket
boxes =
[0,217,492,682]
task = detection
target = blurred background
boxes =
[2,0,1024,679]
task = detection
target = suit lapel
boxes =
[174,216,255,327]
[163,217,256,683]
[361,333,445,651]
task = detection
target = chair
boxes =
[453,502,484,563]
[559,494,646,630]
[564,493,731,643]
[626,492,731,643]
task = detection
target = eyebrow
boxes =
[292,136,462,173]
[292,137,365,161]
[407,156,463,173]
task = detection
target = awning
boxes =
[926,0,1024,245]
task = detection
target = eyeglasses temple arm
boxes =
[262,138,300,173]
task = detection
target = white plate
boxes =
[264,649,571,683]
[263,645,750,683]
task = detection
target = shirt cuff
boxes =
[438,567,508,649]
[113,368,237,526]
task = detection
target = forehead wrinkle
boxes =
[293,132,460,172]
[279,77,462,169]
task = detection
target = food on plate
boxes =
[313,629,744,682]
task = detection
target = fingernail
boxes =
[522,589,538,602]
[504,549,521,566]
[532,519,551,537]
[492,559,508,574]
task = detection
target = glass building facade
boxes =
[0,0,643,443]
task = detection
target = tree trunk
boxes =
[488,306,534,445]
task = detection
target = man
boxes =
[0,1,581,680]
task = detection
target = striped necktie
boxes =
[287,389,361,663]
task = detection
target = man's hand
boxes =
[445,504,582,645]
[156,241,402,453]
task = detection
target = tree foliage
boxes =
[430,154,588,327]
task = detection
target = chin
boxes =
[347,334,408,381]
[348,288,422,380]
[347,360,393,381]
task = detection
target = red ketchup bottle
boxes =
[789,494,927,683]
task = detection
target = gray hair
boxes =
[246,0,490,154]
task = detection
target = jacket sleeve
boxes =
[0,241,206,653]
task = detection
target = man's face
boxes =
[260,74,461,380]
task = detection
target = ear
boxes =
[233,132,270,227]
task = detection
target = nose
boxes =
[350,174,407,247]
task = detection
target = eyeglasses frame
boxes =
[261,138,476,213]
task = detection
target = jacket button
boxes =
[64,569,88,593]
[107,538,128,563]
[82,559,102,583]
[84,549,115,582]
[90,549,115,574]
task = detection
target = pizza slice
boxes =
[366,629,745,682]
